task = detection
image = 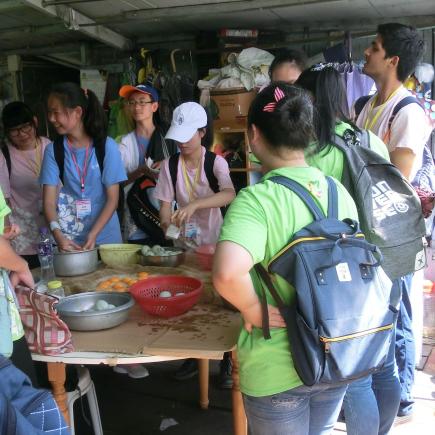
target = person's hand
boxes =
[3,224,20,240]
[82,233,97,250]
[54,231,82,252]
[10,262,35,290]
[242,301,286,333]
[171,202,198,227]
[151,161,161,171]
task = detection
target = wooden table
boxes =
[31,256,248,434]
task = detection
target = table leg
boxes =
[47,362,69,425]
[231,350,247,435]
[198,359,209,410]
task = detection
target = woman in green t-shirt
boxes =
[296,66,399,435]
[213,84,358,434]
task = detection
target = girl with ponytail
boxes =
[213,83,359,434]
[41,82,127,250]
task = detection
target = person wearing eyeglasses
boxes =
[0,102,51,268]
[117,84,177,246]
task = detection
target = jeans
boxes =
[395,273,415,416]
[343,276,408,435]
[243,383,347,435]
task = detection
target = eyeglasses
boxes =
[8,123,33,137]
[127,100,154,106]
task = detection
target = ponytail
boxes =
[49,82,107,151]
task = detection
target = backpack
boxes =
[255,176,396,386]
[332,127,427,281]
[168,150,226,217]
[0,356,70,435]
[127,175,169,245]
[1,144,11,178]
[355,94,435,216]
[53,136,125,226]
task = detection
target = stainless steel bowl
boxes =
[53,248,98,276]
[138,248,186,267]
[56,292,134,331]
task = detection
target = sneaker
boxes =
[113,364,149,379]
[217,354,233,389]
[173,359,198,381]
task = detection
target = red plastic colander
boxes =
[129,275,203,318]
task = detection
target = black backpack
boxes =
[332,127,426,280]
[168,150,226,217]
[126,175,169,245]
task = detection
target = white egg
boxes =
[159,290,172,298]
[95,300,110,311]
[175,292,185,297]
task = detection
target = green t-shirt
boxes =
[219,166,358,397]
[306,122,390,181]
[0,188,10,235]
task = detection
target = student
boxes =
[269,49,307,84]
[155,102,235,246]
[355,23,431,423]
[154,102,235,385]
[297,66,397,435]
[118,84,177,244]
[213,84,358,434]
[0,102,51,269]
[40,82,127,250]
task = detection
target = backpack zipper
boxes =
[321,323,393,353]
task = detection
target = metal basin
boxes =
[138,248,185,267]
[56,292,134,331]
[53,248,98,276]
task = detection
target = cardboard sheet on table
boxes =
[70,304,241,359]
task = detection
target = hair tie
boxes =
[263,87,285,112]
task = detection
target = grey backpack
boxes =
[332,127,426,280]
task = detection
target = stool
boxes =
[67,366,103,435]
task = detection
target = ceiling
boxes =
[0,0,434,62]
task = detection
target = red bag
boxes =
[15,287,74,356]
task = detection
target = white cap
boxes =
[165,102,207,143]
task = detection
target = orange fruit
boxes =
[109,277,121,282]
[113,283,127,290]
[137,272,149,279]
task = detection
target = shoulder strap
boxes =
[388,95,424,131]
[1,146,11,178]
[169,153,180,195]
[269,176,338,221]
[204,150,219,193]
[53,136,65,184]
[94,138,106,175]
[354,95,371,119]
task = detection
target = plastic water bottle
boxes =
[38,227,55,287]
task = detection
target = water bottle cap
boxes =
[47,280,62,289]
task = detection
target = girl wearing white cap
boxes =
[154,102,235,247]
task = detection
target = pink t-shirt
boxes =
[154,147,234,245]
[0,138,50,255]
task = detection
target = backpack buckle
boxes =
[360,264,373,280]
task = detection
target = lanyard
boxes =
[364,86,402,131]
[21,141,42,176]
[68,143,90,194]
[181,156,201,202]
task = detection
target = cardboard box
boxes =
[210,88,256,123]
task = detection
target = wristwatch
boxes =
[49,221,61,232]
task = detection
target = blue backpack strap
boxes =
[388,96,424,131]
[269,176,326,220]
[326,176,338,220]
[354,95,371,119]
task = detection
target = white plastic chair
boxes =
[67,366,103,435]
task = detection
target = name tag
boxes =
[76,198,91,220]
